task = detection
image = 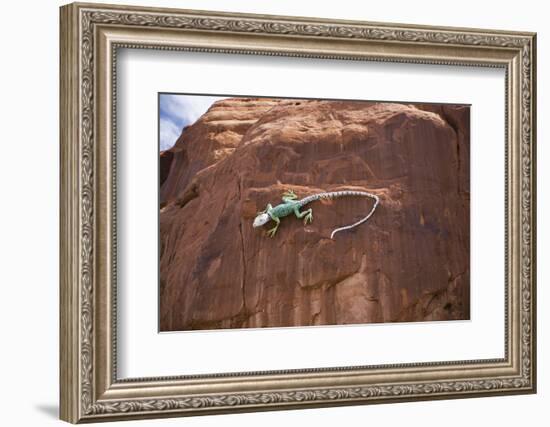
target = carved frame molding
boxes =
[60,2,536,423]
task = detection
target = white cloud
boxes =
[159,94,227,151]
[159,118,182,151]
[163,95,226,126]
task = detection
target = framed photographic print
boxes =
[158,94,471,331]
[60,2,537,423]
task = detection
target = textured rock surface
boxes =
[159,150,174,189]
[160,98,280,205]
[159,98,470,331]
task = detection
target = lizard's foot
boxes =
[282,189,297,200]
[304,211,313,225]
[266,226,279,238]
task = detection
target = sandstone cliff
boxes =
[159,98,470,331]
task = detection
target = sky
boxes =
[159,94,227,151]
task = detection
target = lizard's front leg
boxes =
[294,207,313,225]
[257,203,273,215]
[266,215,281,238]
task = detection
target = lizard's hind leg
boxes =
[294,207,313,225]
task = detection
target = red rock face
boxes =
[159,150,174,189]
[159,98,470,331]
[159,99,280,205]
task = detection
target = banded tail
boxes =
[299,190,379,239]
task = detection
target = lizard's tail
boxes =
[299,190,379,239]
[330,192,379,239]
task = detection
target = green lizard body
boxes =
[252,189,379,238]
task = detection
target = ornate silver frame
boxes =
[60,2,537,423]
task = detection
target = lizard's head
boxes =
[253,213,270,228]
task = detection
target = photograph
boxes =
[158,94,471,332]
[56,3,536,422]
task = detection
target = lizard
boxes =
[252,189,379,239]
